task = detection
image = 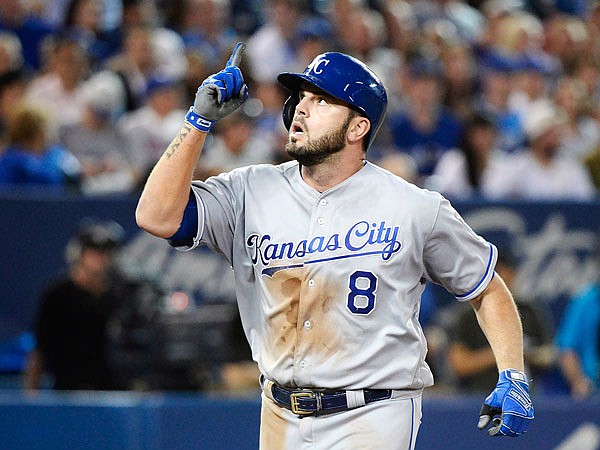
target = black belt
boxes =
[270,383,392,417]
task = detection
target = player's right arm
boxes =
[136,43,248,238]
[136,123,207,238]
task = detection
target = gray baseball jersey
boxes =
[177,160,497,391]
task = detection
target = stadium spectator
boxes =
[58,70,136,194]
[60,0,120,68]
[104,25,158,111]
[245,0,305,82]
[106,13,188,107]
[164,0,237,65]
[508,55,557,126]
[0,30,24,75]
[118,75,187,188]
[494,12,560,122]
[556,279,600,399]
[478,0,525,50]
[116,0,189,82]
[375,152,419,185]
[195,109,277,180]
[0,0,56,70]
[584,146,600,190]
[427,113,503,199]
[486,99,596,199]
[118,0,161,31]
[553,76,600,160]
[379,0,418,56]
[149,23,189,82]
[571,56,600,116]
[483,10,546,63]
[0,69,27,141]
[440,43,478,121]
[294,15,335,69]
[0,105,81,189]
[244,81,290,165]
[24,218,127,391]
[181,46,218,103]
[472,53,526,154]
[24,34,89,132]
[543,13,590,74]
[388,55,463,180]
[411,0,486,44]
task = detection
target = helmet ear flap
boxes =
[282,95,299,130]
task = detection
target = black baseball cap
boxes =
[76,218,125,250]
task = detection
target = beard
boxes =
[285,113,353,167]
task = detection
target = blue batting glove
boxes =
[186,42,248,133]
[477,368,534,437]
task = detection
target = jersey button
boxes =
[303,320,312,329]
[308,279,315,287]
[317,217,325,225]
[319,199,327,206]
[299,360,307,368]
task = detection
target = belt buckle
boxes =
[290,391,315,416]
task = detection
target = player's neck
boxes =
[300,154,366,193]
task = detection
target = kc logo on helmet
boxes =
[306,56,330,75]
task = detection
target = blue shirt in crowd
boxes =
[556,283,600,388]
[388,107,463,177]
[0,144,80,188]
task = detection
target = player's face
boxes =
[285,89,356,166]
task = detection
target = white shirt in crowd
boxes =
[486,150,596,200]
[427,148,506,199]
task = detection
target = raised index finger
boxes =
[226,42,246,68]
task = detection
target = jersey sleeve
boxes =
[170,170,242,265]
[423,196,497,301]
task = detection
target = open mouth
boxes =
[290,121,305,137]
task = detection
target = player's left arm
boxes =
[471,275,524,372]
[472,274,534,437]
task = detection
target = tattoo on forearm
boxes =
[165,124,192,159]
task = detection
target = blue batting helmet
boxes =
[277,52,387,149]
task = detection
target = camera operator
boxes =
[24,218,127,391]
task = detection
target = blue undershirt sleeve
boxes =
[167,190,198,248]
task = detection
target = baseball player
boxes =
[136,43,534,449]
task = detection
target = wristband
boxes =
[185,107,216,133]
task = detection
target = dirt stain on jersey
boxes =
[264,272,302,358]
[320,292,336,314]
[264,271,351,374]
[282,277,300,332]
[296,275,346,364]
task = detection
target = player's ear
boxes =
[347,115,370,146]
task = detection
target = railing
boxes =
[0,389,598,450]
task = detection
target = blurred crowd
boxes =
[0,0,599,198]
[1,0,599,398]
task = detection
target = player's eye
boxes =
[317,97,328,105]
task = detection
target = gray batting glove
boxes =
[185,42,248,132]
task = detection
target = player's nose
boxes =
[295,96,309,117]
